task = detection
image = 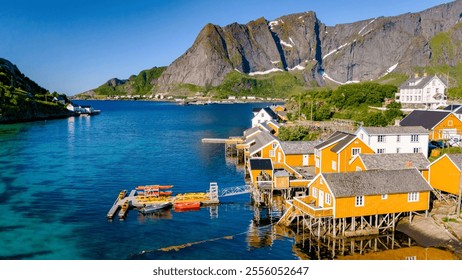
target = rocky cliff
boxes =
[157,0,462,89]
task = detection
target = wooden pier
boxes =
[107,183,221,220]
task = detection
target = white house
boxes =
[251,107,279,127]
[355,126,429,156]
[395,74,447,109]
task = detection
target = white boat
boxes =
[139,202,172,214]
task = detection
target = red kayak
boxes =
[174,201,201,211]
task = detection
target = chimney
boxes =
[423,72,428,77]
[414,73,419,78]
[405,161,413,168]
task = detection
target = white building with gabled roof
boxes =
[355,126,429,156]
[395,74,447,109]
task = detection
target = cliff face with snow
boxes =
[157,0,462,88]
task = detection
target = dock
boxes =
[107,183,221,220]
[201,137,243,144]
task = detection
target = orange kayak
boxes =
[174,201,201,211]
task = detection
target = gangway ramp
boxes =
[219,185,250,197]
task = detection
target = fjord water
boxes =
[0,101,457,260]
[0,101,295,260]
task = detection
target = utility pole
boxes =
[298,93,301,122]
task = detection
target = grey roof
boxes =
[446,153,462,170]
[249,158,272,170]
[330,134,357,153]
[280,141,320,155]
[359,153,430,171]
[322,169,433,198]
[248,130,278,155]
[259,122,275,133]
[454,107,462,115]
[314,131,352,150]
[400,110,451,130]
[399,75,447,90]
[243,127,261,137]
[274,170,290,177]
[358,126,429,135]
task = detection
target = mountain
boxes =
[78,67,166,99]
[82,0,462,98]
[157,0,462,89]
[0,58,73,123]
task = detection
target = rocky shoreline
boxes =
[396,201,462,259]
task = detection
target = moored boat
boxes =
[139,202,172,214]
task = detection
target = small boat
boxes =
[174,201,201,211]
[139,202,172,214]
[118,190,127,200]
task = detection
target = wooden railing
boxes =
[293,197,333,218]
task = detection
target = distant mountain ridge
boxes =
[82,0,462,97]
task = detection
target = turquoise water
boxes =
[0,101,298,260]
[0,101,455,260]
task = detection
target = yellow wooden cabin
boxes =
[280,141,320,167]
[295,169,432,220]
[400,110,462,141]
[314,131,374,174]
[428,153,462,196]
[248,158,273,190]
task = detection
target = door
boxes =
[319,190,324,208]
[302,155,309,166]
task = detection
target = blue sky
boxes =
[0,0,453,95]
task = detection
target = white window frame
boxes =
[352,148,361,156]
[355,196,364,207]
[413,147,421,153]
[269,150,275,157]
[381,194,388,200]
[272,143,277,149]
[396,148,400,153]
[408,192,419,202]
[312,187,318,198]
[377,148,385,154]
[332,160,337,171]
[325,193,331,205]
[396,135,400,142]
[411,135,419,142]
[377,135,385,143]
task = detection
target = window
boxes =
[406,256,417,260]
[448,120,453,126]
[413,148,421,153]
[382,194,388,200]
[408,192,419,202]
[326,193,331,205]
[411,135,419,142]
[272,143,277,149]
[377,135,385,143]
[355,196,364,207]
[269,150,275,157]
[261,113,264,117]
[356,166,362,171]
[320,178,323,185]
[396,148,400,153]
[352,148,361,156]
[427,88,430,93]
[377,148,385,154]
[312,187,318,198]
[332,161,337,171]
[315,159,319,168]
[397,135,400,142]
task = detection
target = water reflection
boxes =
[245,195,458,260]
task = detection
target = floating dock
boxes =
[107,183,220,220]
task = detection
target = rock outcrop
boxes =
[156,0,462,88]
